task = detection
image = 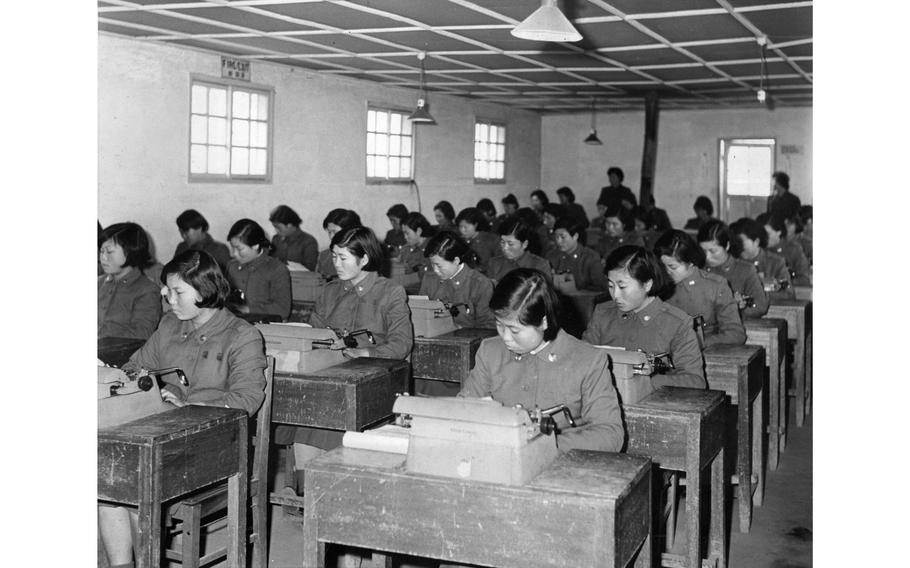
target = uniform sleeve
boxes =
[771,256,791,287]
[248,263,291,319]
[585,254,609,291]
[706,282,746,347]
[122,327,162,374]
[581,306,605,345]
[302,234,319,272]
[469,276,496,329]
[368,284,414,360]
[742,269,770,319]
[186,326,267,415]
[556,351,624,453]
[458,340,495,398]
[652,320,706,389]
[127,284,164,340]
[789,248,812,286]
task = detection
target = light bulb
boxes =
[757,89,766,103]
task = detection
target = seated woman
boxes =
[730,217,792,296]
[98,222,162,340]
[539,203,564,258]
[455,207,500,274]
[697,220,769,320]
[598,203,645,260]
[278,227,413,493]
[398,212,435,293]
[459,268,624,453]
[683,195,715,231]
[653,230,746,348]
[759,212,811,286]
[785,211,812,266]
[529,189,549,221]
[582,245,706,395]
[555,186,590,229]
[172,209,231,270]
[419,231,495,330]
[476,198,499,233]
[226,219,291,320]
[546,217,608,293]
[269,204,318,271]
[384,203,409,258]
[433,200,457,231]
[316,209,362,281]
[486,217,551,284]
[98,250,267,568]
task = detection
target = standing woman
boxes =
[269,204,318,271]
[582,246,705,393]
[459,268,624,453]
[433,200,457,231]
[653,229,745,348]
[99,250,266,567]
[730,217,792,295]
[226,219,291,320]
[419,231,496,330]
[547,217,609,292]
[455,207,500,274]
[697,220,769,319]
[172,209,231,270]
[486,217,551,284]
[398,212,435,293]
[98,222,162,340]
[316,208,362,281]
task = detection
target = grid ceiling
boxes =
[98,0,813,113]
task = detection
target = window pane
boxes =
[400,158,411,178]
[474,123,481,140]
[231,148,249,175]
[401,135,412,157]
[497,126,506,144]
[376,134,388,156]
[367,110,376,131]
[191,115,208,144]
[488,144,497,161]
[366,132,376,154]
[208,146,227,174]
[209,88,227,117]
[494,162,504,179]
[389,135,401,156]
[232,119,250,147]
[390,112,401,134]
[251,93,268,120]
[233,91,250,119]
[401,117,412,135]
[474,160,486,179]
[191,85,208,114]
[376,111,388,133]
[208,117,226,145]
[366,155,375,177]
[479,123,488,142]
[190,144,207,173]
[496,144,505,161]
[727,146,772,196]
[254,122,268,147]
[250,149,267,175]
[389,157,400,177]
[475,142,486,160]
[375,156,388,178]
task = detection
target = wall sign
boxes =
[222,56,250,81]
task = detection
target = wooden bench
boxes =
[625,387,727,568]
[766,299,812,426]
[411,328,496,384]
[743,318,788,470]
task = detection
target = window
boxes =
[366,107,413,181]
[718,138,776,221]
[474,121,506,182]
[189,79,272,181]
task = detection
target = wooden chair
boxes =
[164,356,275,568]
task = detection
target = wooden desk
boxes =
[98,336,146,367]
[765,299,812,427]
[744,318,789,470]
[793,285,812,302]
[288,299,316,324]
[98,406,248,568]
[703,344,765,534]
[303,448,652,568]
[625,387,727,568]
[411,328,496,383]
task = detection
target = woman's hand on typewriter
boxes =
[160,389,186,407]
[342,347,370,359]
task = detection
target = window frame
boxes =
[365,104,416,185]
[188,74,275,183]
[473,119,507,184]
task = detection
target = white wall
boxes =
[541,106,812,228]
[98,34,541,260]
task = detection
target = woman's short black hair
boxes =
[530,189,549,206]
[607,167,624,181]
[433,201,456,222]
[476,198,497,217]
[764,212,788,238]
[730,217,768,248]
[99,222,155,269]
[331,226,384,272]
[773,171,790,190]
[785,211,804,234]
[176,209,209,233]
[556,186,576,203]
[497,217,533,244]
[403,212,434,237]
[162,250,230,309]
[697,219,741,257]
[423,230,477,267]
[269,204,301,227]
[553,216,587,246]
[501,193,519,207]
[227,219,271,251]
[653,229,706,268]
[490,268,560,342]
[542,203,565,221]
[515,207,542,229]
[322,208,362,231]
[604,204,634,231]
[693,195,714,216]
[798,205,812,225]
[455,207,490,232]
[386,203,409,221]
[605,245,673,300]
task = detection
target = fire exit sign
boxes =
[222,57,250,81]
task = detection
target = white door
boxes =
[719,138,776,223]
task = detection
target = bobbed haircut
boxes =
[433,200,456,222]
[730,217,768,248]
[476,198,497,217]
[501,193,519,207]
[497,217,534,244]
[542,203,565,221]
[798,205,812,224]
[514,207,542,229]
[99,222,155,269]
[162,250,230,309]
[630,206,649,225]
[530,189,549,206]
[490,268,560,342]
[605,245,674,300]
[423,230,477,267]
[176,209,209,233]
[653,229,706,268]
[785,211,804,233]
[556,186,576,203]
[269,204,301,227]
[553,216,587,246]
[227,219,271,251]
[386,203,409,221]
[604,204,635,231]
[455,207,490,232]
[773,171,790,190]
[403,211,434,237]
[607,166,625,181]
[330,226,384,272]
[322,208,362,231]
[693,195,714,216]
[697,219,741,258]
[764,212,788,238]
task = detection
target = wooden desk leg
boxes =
[686,459,702,568]
[793,333,806,427]
[709,446,726,568]
[778,356,788,452]
[736,401,752,534]
[752,389,764,508]
[135,445,159,568]
[805,331,812,419]
[767,360,779,471]
[303,476,323,568]
[227,422,249,568]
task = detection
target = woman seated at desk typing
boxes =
[316,208,362,282]
[546,217,609,293]
[730,217,793,298]
[276,226,414,494]
[698,220,769,319]
[99,250,267,568]
[419,231,495,330]
[226,218,292,320]
[459,268,624,453]
[653,229,746,348]
[455,206,500,275]
[397,211,435,293]
[485,217,551,284]
[759,212,812,286]
[98,222,162,341]
[269,204,319,272]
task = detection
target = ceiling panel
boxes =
[259,2,406,30]
[176,7,313,33]
[349,0,506,27]
[604,47,701,67]
[643,14,752,43]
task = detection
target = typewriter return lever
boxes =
[530,404,577,436]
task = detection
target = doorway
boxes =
[719,138,776,222]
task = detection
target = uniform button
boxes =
[643,315,651,322]
[688,280,695,285]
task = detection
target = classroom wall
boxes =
[98,34,541,260]
[540,106,812,228]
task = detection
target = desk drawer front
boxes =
[273,377,349,430]
[98,440,142,504]
[158,420,242,502]
[626,414,689,467]
[412,341,478,383]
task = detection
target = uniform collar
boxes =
[714,256,735,273]
[621,297,663,326]
[516,330,571,363]
[105,267,143,285]
[342,270,378,297]
[176,308,234,342]
[679,267,705,287]
[237,252,269,270]
[444,264,468,285]
[278,227,303,243]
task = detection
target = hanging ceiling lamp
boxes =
[584,97,603,145]
[511,0,582,43]
[756,36,768,104]
[407,52,436,124]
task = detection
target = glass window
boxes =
[367,107,413,181]
[474,121,506,182]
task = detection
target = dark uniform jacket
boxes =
[418,266,495,329]
[98,269,162,340]
[271,228,318,271]
[771,240,811,286]
[767,191,801,220]
[597,231,645,260]
[665,268,746,348]
[546,245,608,292]
[226,253,292,319]
[748,249,791,287]
[706,256,769,319]
[173,233,231,271]
[598,185,637,210]
[486,252,551,284]
[464,231,500,274]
